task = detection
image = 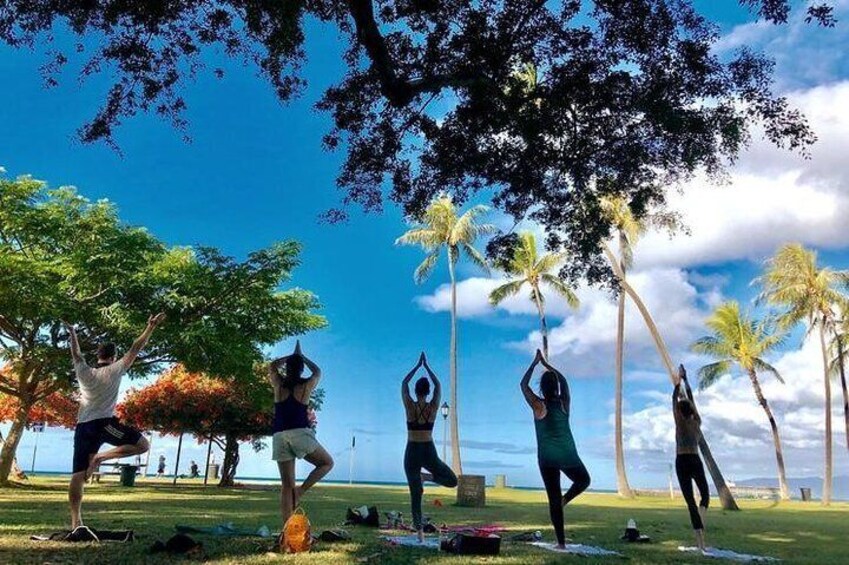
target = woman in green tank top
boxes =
[520,349,590,548]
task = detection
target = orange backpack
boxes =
[281,508,312,553]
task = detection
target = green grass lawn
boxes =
[1,476,847,564]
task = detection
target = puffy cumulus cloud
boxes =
[636,80,849,270]
[516,268,724,376]
[414,265,725,377]
[621,339,849,479]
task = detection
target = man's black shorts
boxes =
[73,417,143,473]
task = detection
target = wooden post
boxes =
[203,435,213,486]
[172,433,183,486]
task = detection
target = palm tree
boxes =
[826,312,849,455]
[396,196,495,475]
[692,301,790,500]
[600,196,646,499]
[488,232,579,359]
[757,243,849,505]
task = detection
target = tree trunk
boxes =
[532,284,550,360]
[615,289,634,498]
[447,257,462,476]
[819,325,833,505]
[0,400,31,485]
[748,370,790,500]
[602,244,739,510]
[218,433,240,487]
[836,335,849,452]
[0,431,26,482]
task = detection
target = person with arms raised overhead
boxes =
[521,349,590,549]
[401,352,457,542]
[673,365,709,552]
[268,341,333,526]
[65,313,165,534]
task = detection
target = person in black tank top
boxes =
[673,365,709,552]
[268,341,334,527]
[402,353,457,542]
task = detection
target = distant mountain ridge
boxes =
[735,475,849,501]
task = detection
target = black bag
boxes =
[441,533,501,555]
[345,506,380,527]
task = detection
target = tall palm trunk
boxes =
[614,235,634,498]
[447,257,462,475]
[819,324,833,505]
[836,335,849,452]
[602,244,739,510]
[615,290,634,497]
[748,370,790,500]
[531,283,550,359]
[0,400,31,485]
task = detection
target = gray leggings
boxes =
[404,441,458,529]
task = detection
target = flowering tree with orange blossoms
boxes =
[119,365,321,486]
[0,369,78,478]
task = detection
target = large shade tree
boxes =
[396,196,494,475]
[757,243,848,505]
[0,1,822,283]
[0,174,325,484]
[488,231,579,359]
[692,301,790,500]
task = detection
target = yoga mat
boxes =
[530,541,622,556]
[679,546,780,562]
[175,523,274,538]
[382,535,441,549]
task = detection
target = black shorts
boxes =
[73,417,143,473]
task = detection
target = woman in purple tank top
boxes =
[268,341,334,527]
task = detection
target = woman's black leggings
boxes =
[539,462,591,546]
[676,453,709,530]
[404,441,458,529]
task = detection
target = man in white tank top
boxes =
[64,313,164,533]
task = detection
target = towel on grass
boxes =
[382,535,441,549]
[175,523,274,538]
[530,541,622,556]
[31,526,134,543]
[679,546,779,562]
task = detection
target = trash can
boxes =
[120,465,138,487]
[207,463,220,480]
[800,487,812,501]
[457,475,486,507]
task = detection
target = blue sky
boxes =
[3,3,849,492]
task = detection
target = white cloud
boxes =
[715,1,849,90]
[636,80,849,269]
[415,266,725,377]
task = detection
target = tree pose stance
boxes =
[65,313,164,531]
[674,365,709,551]
[402,353,457,542]
[268,341,333,526]
[521,350,590,548]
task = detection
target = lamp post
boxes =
[441,402,450,462]
[30,422,45,473]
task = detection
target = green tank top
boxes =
[534,400,581,467]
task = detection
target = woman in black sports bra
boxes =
[402,353,458,541]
